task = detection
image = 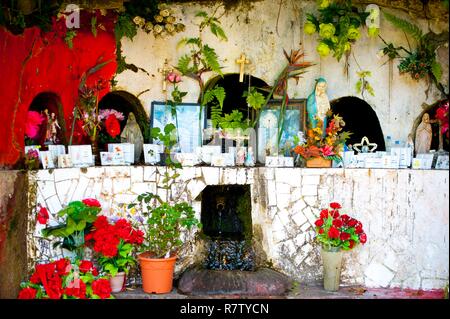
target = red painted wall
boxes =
[0,13,117,167]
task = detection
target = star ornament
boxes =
[353,136,378,153]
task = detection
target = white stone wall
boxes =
[114,0,448,144]
[30,166,449,290]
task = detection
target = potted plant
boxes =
[293,114,351,167]
[17,257,114,299]
[85,216,144,293]
[41,198,102,260]
[313,202,367,291]
[128,157,201,294]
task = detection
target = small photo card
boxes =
[282,156,294,167]
[435,155,449,170]
[108,143,134,165]
[143,144,163,165]
[58,154,73,168]
[100,151,126,166]
[68,145,93,167]
[198,145,222,164]
[39,151,55,169]
[265,156,281,167]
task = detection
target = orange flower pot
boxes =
[306,157,332,168]
[138,252,177,294]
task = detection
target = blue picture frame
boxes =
[150,101,207,153]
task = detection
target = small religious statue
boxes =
[415,113,435,154]
[236,53,250,83]
[244,147,255,167]
[306,77,331,132]
[44,109,60,145]
[236,147,246,166]
[120,112,144,163]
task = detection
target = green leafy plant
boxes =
[64,30,77,49]
[380,11,448,95]
[41,199,102,260]
[150,123,180,167]
[218,110,250,131]
[355,70,375,98]
[243,87,266,111]
[305,0,373,61]
[176,7,228,139]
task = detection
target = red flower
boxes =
[320,145,335,157]
[330,202,341,209]
[92,267,99,276]
[332,219,343,228]
[328,227,340,239]
[347,219,358,227]
[45,275,63,299]
[341,214,350,224]
[331,210,340,219]
[92,279,112,299]
[82,198,101,207]
[320,209,329,219]
[65,279,87,299]
[115,219,133,242]
[314,219,324,227]
[129,229,145,245]
[54,258,71,276]
[18,287,37,299]
[105,114,121,138]
[37,207,49,225]
[319,228,324,234]
[349,240,355,249]
[359,233,367,244]
[93,215,109,229]
[340,232,351,241]
[79,260,94,273]
[355,223,364,234]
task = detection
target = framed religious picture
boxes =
[150,101,207,154]
[68,145,94,167]
[257,99,306,163]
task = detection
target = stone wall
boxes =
[115,0,449,145]
[30,166,449,290]
[0,171,32,298]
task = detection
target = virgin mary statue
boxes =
[306,77,331,132]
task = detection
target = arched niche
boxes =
[97,90,149,143]
[412,99,449,153]
[330,96,386,151]
[203,74,269,123]
[27,92,66,146]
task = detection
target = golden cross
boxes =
[157,58,172,92]
[236,53,250,83]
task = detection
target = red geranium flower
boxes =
[349,240,355,249]
[93,215,109,229]
[320,209,329,219]
[92,279,112,299]
[359,233,367,244]
[319,228,324,234]
[332,219,343,228]
[330,202,342,209]
[347,219,357,227]
[328,227,340,239]
[82,198,101,207]
[355,223,363,234]
[314,219,324,227]
[18,287,37,299]
[341,214,350,224]
[37,206,49,225]
[105,114,121,139]
[340,232,351,241]
[331,210,340,218]
[79,260,94,273]
[54,258,71,276]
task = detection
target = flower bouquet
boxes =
[24,148,40,170]
[293,115,350,167]
[85,216,144,292]
[98,109,125,147]
[313,202,366,291]
[41,198,102,260]
[18,258,113,299]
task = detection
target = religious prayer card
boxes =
[68,145,93,167]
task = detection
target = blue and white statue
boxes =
[306,77,331,133]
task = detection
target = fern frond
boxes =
[177,54,192,75]
[210,103,223,128]
[202,45,222,75]
[202,86,226,108]
[383,11,423,42]
[431,60,442,81]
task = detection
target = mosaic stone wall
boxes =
[26,166,449,290]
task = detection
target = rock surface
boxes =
[178,267,292,296]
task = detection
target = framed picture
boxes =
[100,151,126,166]
[108,143,134,165]
[150,101,206,154]
[68,145,93,167]
[435,155,449,170]
[257,99,306,163]
[143,144,163,164]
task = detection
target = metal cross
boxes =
[157,58,173,92]
[236,53,250,83]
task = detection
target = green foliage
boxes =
[151,123,177,153]
[115,13,139,42]
[218,110,250,131]
[128,193,201,258]
[243,87,265,110]
[383,11,423,42]
[98,241,136,276]
[355,70,375,98]
[91,16,97,37]
[202,86,226,108]
[64,30,77,49]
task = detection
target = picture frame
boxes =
[100,151,126,166]
[143,144,163,165]
[68,145,93,167]
[257,99,306,163]
[150,101,207,154]
[108,143,134,165]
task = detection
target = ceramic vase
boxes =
[109,272,126,293]
[321,246,343,291]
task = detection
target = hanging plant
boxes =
[379,11,448,96]
[305,0,375,61]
